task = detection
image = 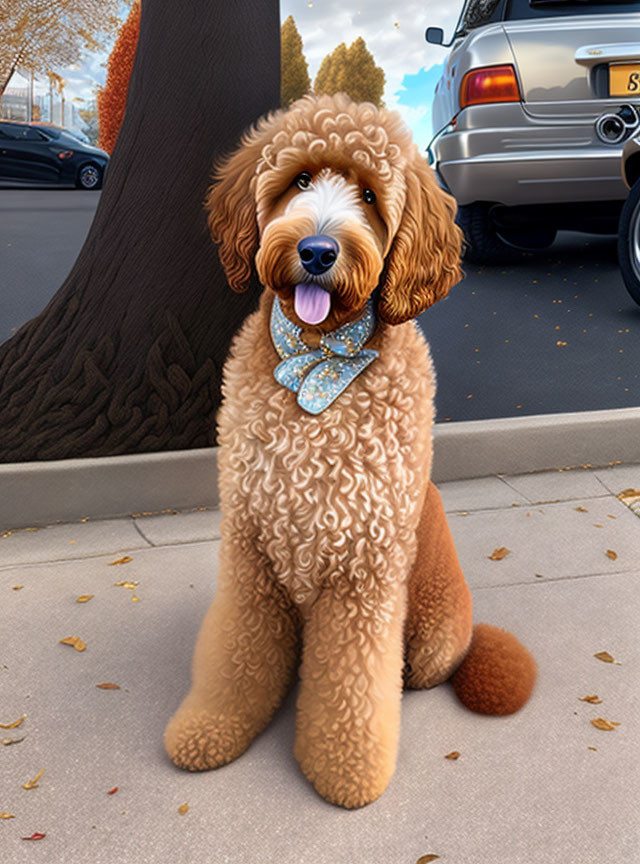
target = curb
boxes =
[1,407,639,530]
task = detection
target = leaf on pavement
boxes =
[488,546,510,561]
[617,488,640,500]
[444,751,460,760]
[605,549,618,561]
[575,506,588,512]
[1,812,15,819]
[594,651,620,664]
[108,556,132,566]
[0,714,26,729]
[591,718,620,731]
[114,581,138,589]
[96,683,120,690]
[417,856,440,863]
[22,832,46,840]
[22,768,45,789]
[2,736,25,746]
[178,803,189,815]
[60,636,86,652]
[107,786,118,795]
[76,595,94,603]
[578,695,602,704]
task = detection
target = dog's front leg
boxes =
[294,575,407,809]
[164,529,300,771]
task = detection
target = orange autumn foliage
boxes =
[97,1,141,155]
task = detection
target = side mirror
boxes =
[426,27,444,46]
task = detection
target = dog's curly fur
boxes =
[164,93,536,809]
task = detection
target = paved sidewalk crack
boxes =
[132,518,156,547]
[471,567,639,591]
[497,475,534,504]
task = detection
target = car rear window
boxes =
[505,0,640,21]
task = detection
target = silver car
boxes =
[618,133,640,304]
[426,0,640,262]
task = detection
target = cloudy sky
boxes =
[10,0,463,148]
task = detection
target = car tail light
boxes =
[460,65,521,109]
[57,150,74,159]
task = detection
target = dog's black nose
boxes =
[298,235,339,276]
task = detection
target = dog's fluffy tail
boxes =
[451,623,537,715]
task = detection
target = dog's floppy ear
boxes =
[204,121,273,293]
[378,147,463,325]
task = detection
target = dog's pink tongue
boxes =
[294,283,331,325]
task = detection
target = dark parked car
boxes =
[0,121,109,190]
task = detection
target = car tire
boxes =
[76,163,102,190]
[617,178,640,307]
[456,202,556,264]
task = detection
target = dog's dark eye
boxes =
[363,188,376,204]
[295,172,312,190]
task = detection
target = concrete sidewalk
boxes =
[1,464,639,863]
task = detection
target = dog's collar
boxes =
[270,294,379,414]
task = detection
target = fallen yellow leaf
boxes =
[22,768,45,789]
[444,751,460,760]
[12,584,23,590]
[618,488,640,499]
[579,695,602,704]
[0,812,15,819]
[605,549,618,561]
[2,736,25,746]
[587,746,598,751]
[96,683,120,690]
[575,506,588,513]
[417,856,440,864]
[591,718,620,731]
[75,595,94,603]
[132,595,140,603]
[60,636,86,652]
[108,556,132,566]
[178,803,189,815]
[0,714,26,729]
[594,651,616,663]
[114,581,138,590]
[488,546,510,561]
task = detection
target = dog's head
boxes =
[205,93,463,330]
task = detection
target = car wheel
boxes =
[617,179,640,307]
[76,163,102,190]
[456,203,556,264]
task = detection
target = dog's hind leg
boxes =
[164,521,300,772]
[403,481,473,690]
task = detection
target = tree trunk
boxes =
[0,0,280,462]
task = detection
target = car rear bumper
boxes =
[430,102,630,207]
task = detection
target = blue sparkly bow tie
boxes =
[270,294,379,414]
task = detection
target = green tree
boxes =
[281,15,310,107]
[314,38,385,107]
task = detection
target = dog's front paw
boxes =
[164,707,252,771]
[294,733,396,809]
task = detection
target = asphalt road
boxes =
[1,187,638,422]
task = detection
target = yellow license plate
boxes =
[610,64,640,97]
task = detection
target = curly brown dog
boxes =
[164,93,536,809]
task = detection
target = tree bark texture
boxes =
[0,0,280,462]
